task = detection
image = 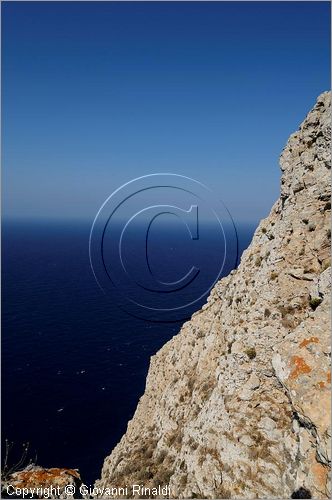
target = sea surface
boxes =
[2,219,256,484]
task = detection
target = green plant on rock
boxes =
[245,347,256,360]
[264,308,271,318]
[309,297,322,310]
[255,256,262,267]
[322,259,331,271]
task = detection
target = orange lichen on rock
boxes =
[289,356,312,380]
[299,336,320,348]
[317,381,326,389]
[311,462,329,491]
[10,467,80,489]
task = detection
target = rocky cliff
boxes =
[96,92,331,499]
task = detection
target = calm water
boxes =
[2,220,255,484]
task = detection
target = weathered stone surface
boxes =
[96,92,331,498]
[2,465,82,499]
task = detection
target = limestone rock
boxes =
[1,465,83,499]
[96,92,331,498]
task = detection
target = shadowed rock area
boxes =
[95,92,331,499]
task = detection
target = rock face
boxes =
[96,92,331,499]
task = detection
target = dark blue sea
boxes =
[2,220,255,484]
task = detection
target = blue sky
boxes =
[2,1,330,224]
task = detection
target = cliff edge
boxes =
[96,92,331,499]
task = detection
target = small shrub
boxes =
[261,227,267,234]
[270,271,278,280]
[175,431,183,447]
[188,376,195,392]
[215,485,232,499]
[179,475,187,488]
[322,259,331,271]
[156,450,167,464]
[255,256,262,267]
[264,308,271,318]
[198,446,220,466]
[189,440,198,451]
[136,467,153,481]
[1,441,37,482]
[278,305,297,329]
[154,468,173,485]
[200,379,215,401]
[278,304,295,317]
[281,317,295,329]
[179,460,187,472]
[245,347,256,360]
[309,297,322,310]
[201,379,214,393]
[196,329,205,339]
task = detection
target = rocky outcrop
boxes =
[1,466,82,499]
[96,92,331,499]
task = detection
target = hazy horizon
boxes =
[2,1,330,225]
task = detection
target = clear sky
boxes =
[2,1,330,224]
